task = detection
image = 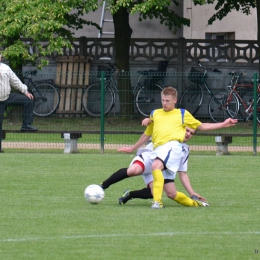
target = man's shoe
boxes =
[118,189,131,205]
[191,195,210,207]
[151,201,165,209]
[21,124,38,131]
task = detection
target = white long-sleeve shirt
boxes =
[0,63,28,101]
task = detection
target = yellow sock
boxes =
[152,169,164,203]
[174,191,198,207]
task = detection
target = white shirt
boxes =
[0,63,28,101]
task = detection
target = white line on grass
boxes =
[1,231,260,243]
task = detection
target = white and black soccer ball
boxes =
[84,184,105,204]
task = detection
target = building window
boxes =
[205,33,235,62]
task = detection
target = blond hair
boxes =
[161,87,178,99]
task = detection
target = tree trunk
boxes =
[113,7,134,116]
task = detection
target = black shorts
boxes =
[164,179,174,184]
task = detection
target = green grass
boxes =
[0,152,259,259]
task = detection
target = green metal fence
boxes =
[1,69,259,155]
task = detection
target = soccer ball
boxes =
[84,184,105,204]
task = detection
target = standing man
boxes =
[0,53,38,152]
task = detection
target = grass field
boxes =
[1,152,259,260]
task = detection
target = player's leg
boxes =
[163,169,209,207]
[101,157,145,189]
[101,168,128,189]
[150,142,183,208]
[151,159,165,208]
[163,180,198,206]
[118,187,152,205]
[118,162,154,205]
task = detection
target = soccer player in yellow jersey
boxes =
[118,86,237,209]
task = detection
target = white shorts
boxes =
[150,141,183,173]
[142,169,176,186]
[129,151,153,175]
[130,151,177,187]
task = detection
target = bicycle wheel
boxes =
[256,96,260,123]
[32,82,60,116]
[233,88,260,123]
[178,84,203,115]
[238,90,253,121]
[135,83,164,117]
[82,82,115,117]
[208,91,239,122]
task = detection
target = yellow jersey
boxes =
[144,108,201,148]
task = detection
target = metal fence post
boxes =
[100,71,105,154]
[253,73,258,155]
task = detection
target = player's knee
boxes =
[127,165,143,176]
[165,191,177,199]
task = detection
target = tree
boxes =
[107,0,190,71]
[0,0,100,70]
[0,0,191,116]
[105,0,191,115]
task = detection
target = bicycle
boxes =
[178,61,222,116]
[208,71,260,123]
[82,62,166,117]
[23,70,60,116]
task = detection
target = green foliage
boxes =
[195,0,257,25]
[0,0,193,70]
[0,0,99,69]
[108,0,190,33]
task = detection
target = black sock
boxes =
[129,187,153,200]
[102,168,128,189]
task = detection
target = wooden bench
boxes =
[215,135,233,155]
[55,56,91,115]
[1,129,145,154]
[196,133,258,155]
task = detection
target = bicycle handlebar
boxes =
[23,70,38,78]
[228,71,247,77]
[105,62,125,72]
[196,60,221,73]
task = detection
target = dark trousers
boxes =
[0,93,34,151]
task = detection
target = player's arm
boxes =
[178,171,207,202]
[118,121,153,153]
[118,133,151,153]
[197,118,237,131]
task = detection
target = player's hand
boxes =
[224,118,237,127]
[118,147,135,153]
[142,118,152,126]
[193,193,207,202]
